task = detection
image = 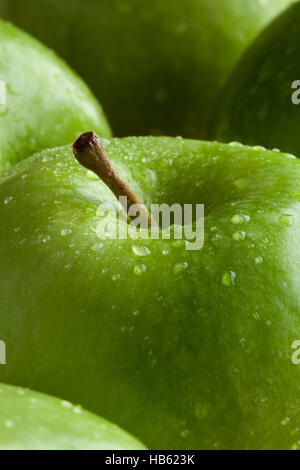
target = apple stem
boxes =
[73,132,152,227]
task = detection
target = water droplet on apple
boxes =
[281,417,290,426]
[221,271,236,287]
[132,245,151,257]
[253,145,266,151]
[73,405,82,415]
[231,214,250,225]
[86,170,99,181]
[253,312,260,320]
[233,179,249,189]
[61,400,72,409]
[279,214,295,227]
[92,243,103,251]
[60,228,72,237]
[134,264,147,275]
[173,262,188,274]
[228,142,242,147]
[112,274,121,281]
[4,196,13,204]
[4,420,14,428]
[162,249,170,256]
[211,232,223,242]
[232,231,246,241]
[42,155,53,163]
[255,256,264,265]
[172,239,185,248]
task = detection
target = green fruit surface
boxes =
[0,0,295,137]
[210,2,300,156]
[0,138,300,449]
[0,383,146,450]
[0,19,111,174]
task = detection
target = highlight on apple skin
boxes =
[0,383,146,450]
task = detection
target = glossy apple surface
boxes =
[1,137,300,449]
[0,19,111,174]
[0,383,146,450]
[0,0,295,137]
[210,2,300,156]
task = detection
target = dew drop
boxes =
[73,405,83,415]
[279,214,295,227]
[92,243,103,251]
[4,420,14,428]
[221,271,236,287]
[172,239,185,248]
[86,170,99,181]
[231,214,250,225]
[132,245,151,257]
[234,179,249,189]
[281,417,290,426]
[229,141,242,147]
[134,264,147,275]
[61,400,72,409]
[4,196,13,205]
[173,262,188,274]
[255,256,263,265]
[112,274,121,281]
[232,231,246,241]
[60,228,72,237]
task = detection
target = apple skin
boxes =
[0,19,111,174]
[210,2,300,156]
[1,137,300,450]
[0,383,146,450]
[0,0,295,138]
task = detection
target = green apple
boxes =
[210,2,300,156]
[0,383,146,450]
[0,19,111,174]
[0,0,295,137]
[1,136,300,450]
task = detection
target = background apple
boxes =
[210,2,300,157]
[0,0,295,138]
[0,383,146,449]
[1,136,300,449]
[0,19,111,174]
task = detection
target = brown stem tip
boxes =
[73,132,152,227]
